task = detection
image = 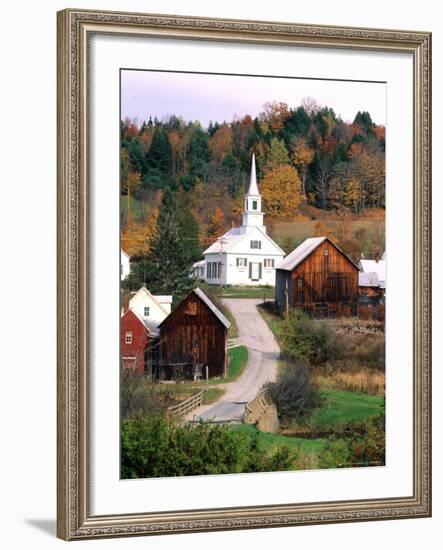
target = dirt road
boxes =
[193,299,279,422]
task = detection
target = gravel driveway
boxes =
[193,298,279,422]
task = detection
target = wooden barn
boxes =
[358,271,386,321]
[120,309,156,375]
[158,288,230,379]
[275,237,359,317]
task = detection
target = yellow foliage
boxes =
[121,208,158,257]
[261,165,303,221]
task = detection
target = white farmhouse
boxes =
[202,155,285,286]
[128,286,172,335]
[121,249,131,280]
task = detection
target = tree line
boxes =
[121,99,385,217]
[121,100,385,291]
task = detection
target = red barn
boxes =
[120,309,155,375]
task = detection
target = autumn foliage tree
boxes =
[262,165,303,221]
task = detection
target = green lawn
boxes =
[311,390,384,431]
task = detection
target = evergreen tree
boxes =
[178,209,201,263]
[187,128,211,180]
[143,189,195,303]
[144,128,173,188]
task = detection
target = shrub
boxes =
[278,310,343,364]
[266,363,322,423]
[120,372,173,418]
[318,414,385,469]
[121,415,297,478]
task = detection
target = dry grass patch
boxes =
[315,369,385,396]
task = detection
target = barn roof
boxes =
[277,237,359,272]
[158,287,231,330]
[191,288,231,329]
[359,271,380,288]
[359,259,386,285]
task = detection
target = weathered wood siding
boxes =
[276,240,359,317]
[160,293,228,378]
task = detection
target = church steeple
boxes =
[247,153,259,195]
[242,154,265,232]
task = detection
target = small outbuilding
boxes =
[158,287,230,379]
[120,309,155,375]
[275,236,359,317]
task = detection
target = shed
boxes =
[158,287,230,379]
[120,309,155,375]
[275,237,359,317]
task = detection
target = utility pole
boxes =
[285,278,289,320]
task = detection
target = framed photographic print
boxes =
[57,8,431,540]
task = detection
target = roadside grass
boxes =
[203,387,225,404]
[226,345,248,382]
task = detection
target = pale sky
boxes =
[121,69,386,127]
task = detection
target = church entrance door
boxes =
[250,262,261,281]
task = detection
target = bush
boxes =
[278,310,343,364]
[120,372,173,418]
[318,414,385,468]
[266,363,322,422]
[121,415,297,478]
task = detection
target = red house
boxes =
[120,309,154,375]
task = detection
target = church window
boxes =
[264,259,274,268]
[144,306,150,317]
[250,240,261,249]
[252,200,258,210]
[236,258,247,267]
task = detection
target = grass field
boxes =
[268,209,385,260]
[310,390,384,431]
[232,424,327,455]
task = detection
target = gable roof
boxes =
[203,225,284,256]
[359,271,380,287]
[277,236,359,272]
[359,259,386,283]
[121,248,131,259]
[121,307,152,333]
[129,286,170,316]
[159,287,230,330]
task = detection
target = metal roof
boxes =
[277,236,359,272]
[277,237,326,271]
[359,259,386,284]
[191,287,231,329]
[158,287,231,330]
[359,271,380,287]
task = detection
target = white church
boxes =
[198,155,285,286]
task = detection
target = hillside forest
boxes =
[120,99,385,290]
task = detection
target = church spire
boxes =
[242,154,265,232]
[247,153,259,196]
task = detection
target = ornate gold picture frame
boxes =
[57,8,431,540]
